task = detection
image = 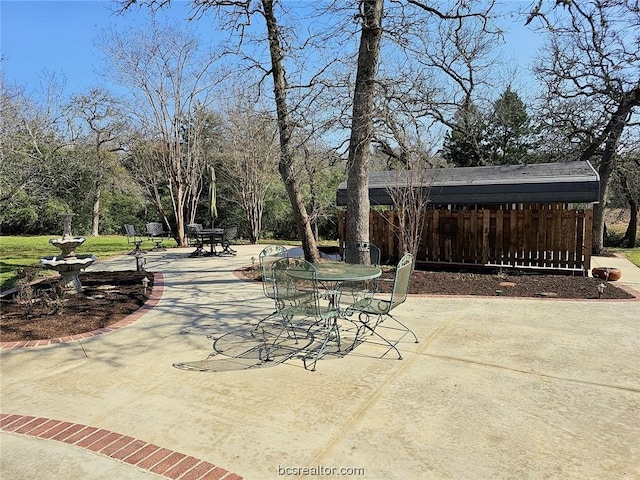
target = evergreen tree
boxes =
[485,87,532,165]
[442,102,487,167]
[442,88,534,168]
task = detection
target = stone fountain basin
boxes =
[40,254,97,270]
[49,237,87,258]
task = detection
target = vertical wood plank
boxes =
[432,209,440,261]
[509,209,518,266]
[552,205,563,267]
[523,208,532,266]
[496,208,504,266]
[576,210,585,271]
[482,209,490,263]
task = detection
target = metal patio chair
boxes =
[343,241,381,266]
[124,224,145,255]
[253,245,289,330]
[186,223,203,246]
[146,222,170,251]
[262,257,342,371]
[340,241,382,308]
[220,225,238,255]
[186,223,205,256]
[345,252,419,360]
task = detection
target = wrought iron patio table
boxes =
[286,262,381,308]
[282,261,381,369]
[195,228,225,256]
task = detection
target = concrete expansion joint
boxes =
[422,353,640,393]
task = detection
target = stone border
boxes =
[0,414,242,480]
[0,273,165,349]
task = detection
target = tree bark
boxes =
[262,0,319,262]
[346,0,384,259]
[91,182,101,236]
[621,175,638,248]
[586,95,636,254]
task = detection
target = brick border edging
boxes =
[0,273,165,349]
[0,413,242,480]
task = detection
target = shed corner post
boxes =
[584,207,594,275]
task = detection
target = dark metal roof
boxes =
[336,161,600,206]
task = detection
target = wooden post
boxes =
[584,208,593,274]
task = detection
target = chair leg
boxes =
[128,240,145,255]
[303,318,342,371]
[354,312,404,360]
[253,311,279,331]
[151,240,166,251]
[373,313,419,344]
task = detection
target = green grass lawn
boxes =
[608,247,640,267]
[0,235,166,290]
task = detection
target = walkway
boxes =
[1,246,638,479]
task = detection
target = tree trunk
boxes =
[91,182,101,236]
[621,175,638,248]
[585,98,634,254]
[263,0,319,262]
[346,0,384,259]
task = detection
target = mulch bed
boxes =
[0,271,153,342]
[375,268,635,299]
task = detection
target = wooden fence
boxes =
[338,204,593,273]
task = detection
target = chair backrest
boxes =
[124,224,136,237]
[344,241,381,266]
[186,223,203,246]
[223,225,238,244]
[146,222,165,237]
[271,257,320,316]
[186,223,203,234]
[259,245,288,299]
[389,253,414,311]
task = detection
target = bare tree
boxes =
[378,1,499,163]
[218,89,280,243]
[345,0,384,262]
[71,88,127,236]
[98,21,220,246]
[386,168,432,262]
[117,0,322,261]
[529,0,640,254]
[612,151,640,247]
[0,75,73,205]
[345,1,499,260]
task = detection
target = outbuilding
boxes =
[336,160,600,274]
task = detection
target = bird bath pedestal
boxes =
[40,214,97,293]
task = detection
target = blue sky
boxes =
[1,0,544,95]
[1,0,201,92]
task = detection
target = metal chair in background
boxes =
[345,253,418,360]
[220,225,238,255]
[186,223,205,256]
[146,222,170,251]
[340,241,382,308]
[343,241,381,266]
[263,257,341,371]
[186,223,203,246]
[124,224,144,255]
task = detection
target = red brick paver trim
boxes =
[0,273,165,349]
[0,413,243,480]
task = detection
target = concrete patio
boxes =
[1,244,639,479]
